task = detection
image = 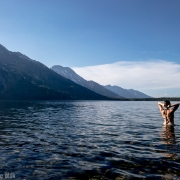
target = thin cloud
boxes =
[72,60,180,90]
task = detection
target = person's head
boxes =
[164,100,171,108]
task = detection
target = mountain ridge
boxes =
[51,65,122,99]
[0,44,110,100]
[51,65,151,99]
[104,85,151,98]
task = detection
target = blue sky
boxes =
[0,0,180,97]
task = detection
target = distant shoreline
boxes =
[0,97,180,101]
[111,97,180,101]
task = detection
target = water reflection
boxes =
[162,126,176,145]
[161,125,178,161]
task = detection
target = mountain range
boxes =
[0,44,110,100]
[51,65,151,99]
[51,65,122,99]
[104,85,151,98]
[0,43,151,100]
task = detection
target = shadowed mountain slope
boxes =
[0,44,110,100]
[51,65,122,99]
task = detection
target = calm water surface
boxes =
[0,101,180,180]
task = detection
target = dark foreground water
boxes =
[0,101,180,180]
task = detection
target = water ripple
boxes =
[0,101,180,179]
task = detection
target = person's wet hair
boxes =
[164,100,171,107]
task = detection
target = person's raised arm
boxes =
[158,102,164,111]
[170,103,179,112]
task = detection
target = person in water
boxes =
[158,100,179,126]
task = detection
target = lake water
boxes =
[0,101,180,180]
